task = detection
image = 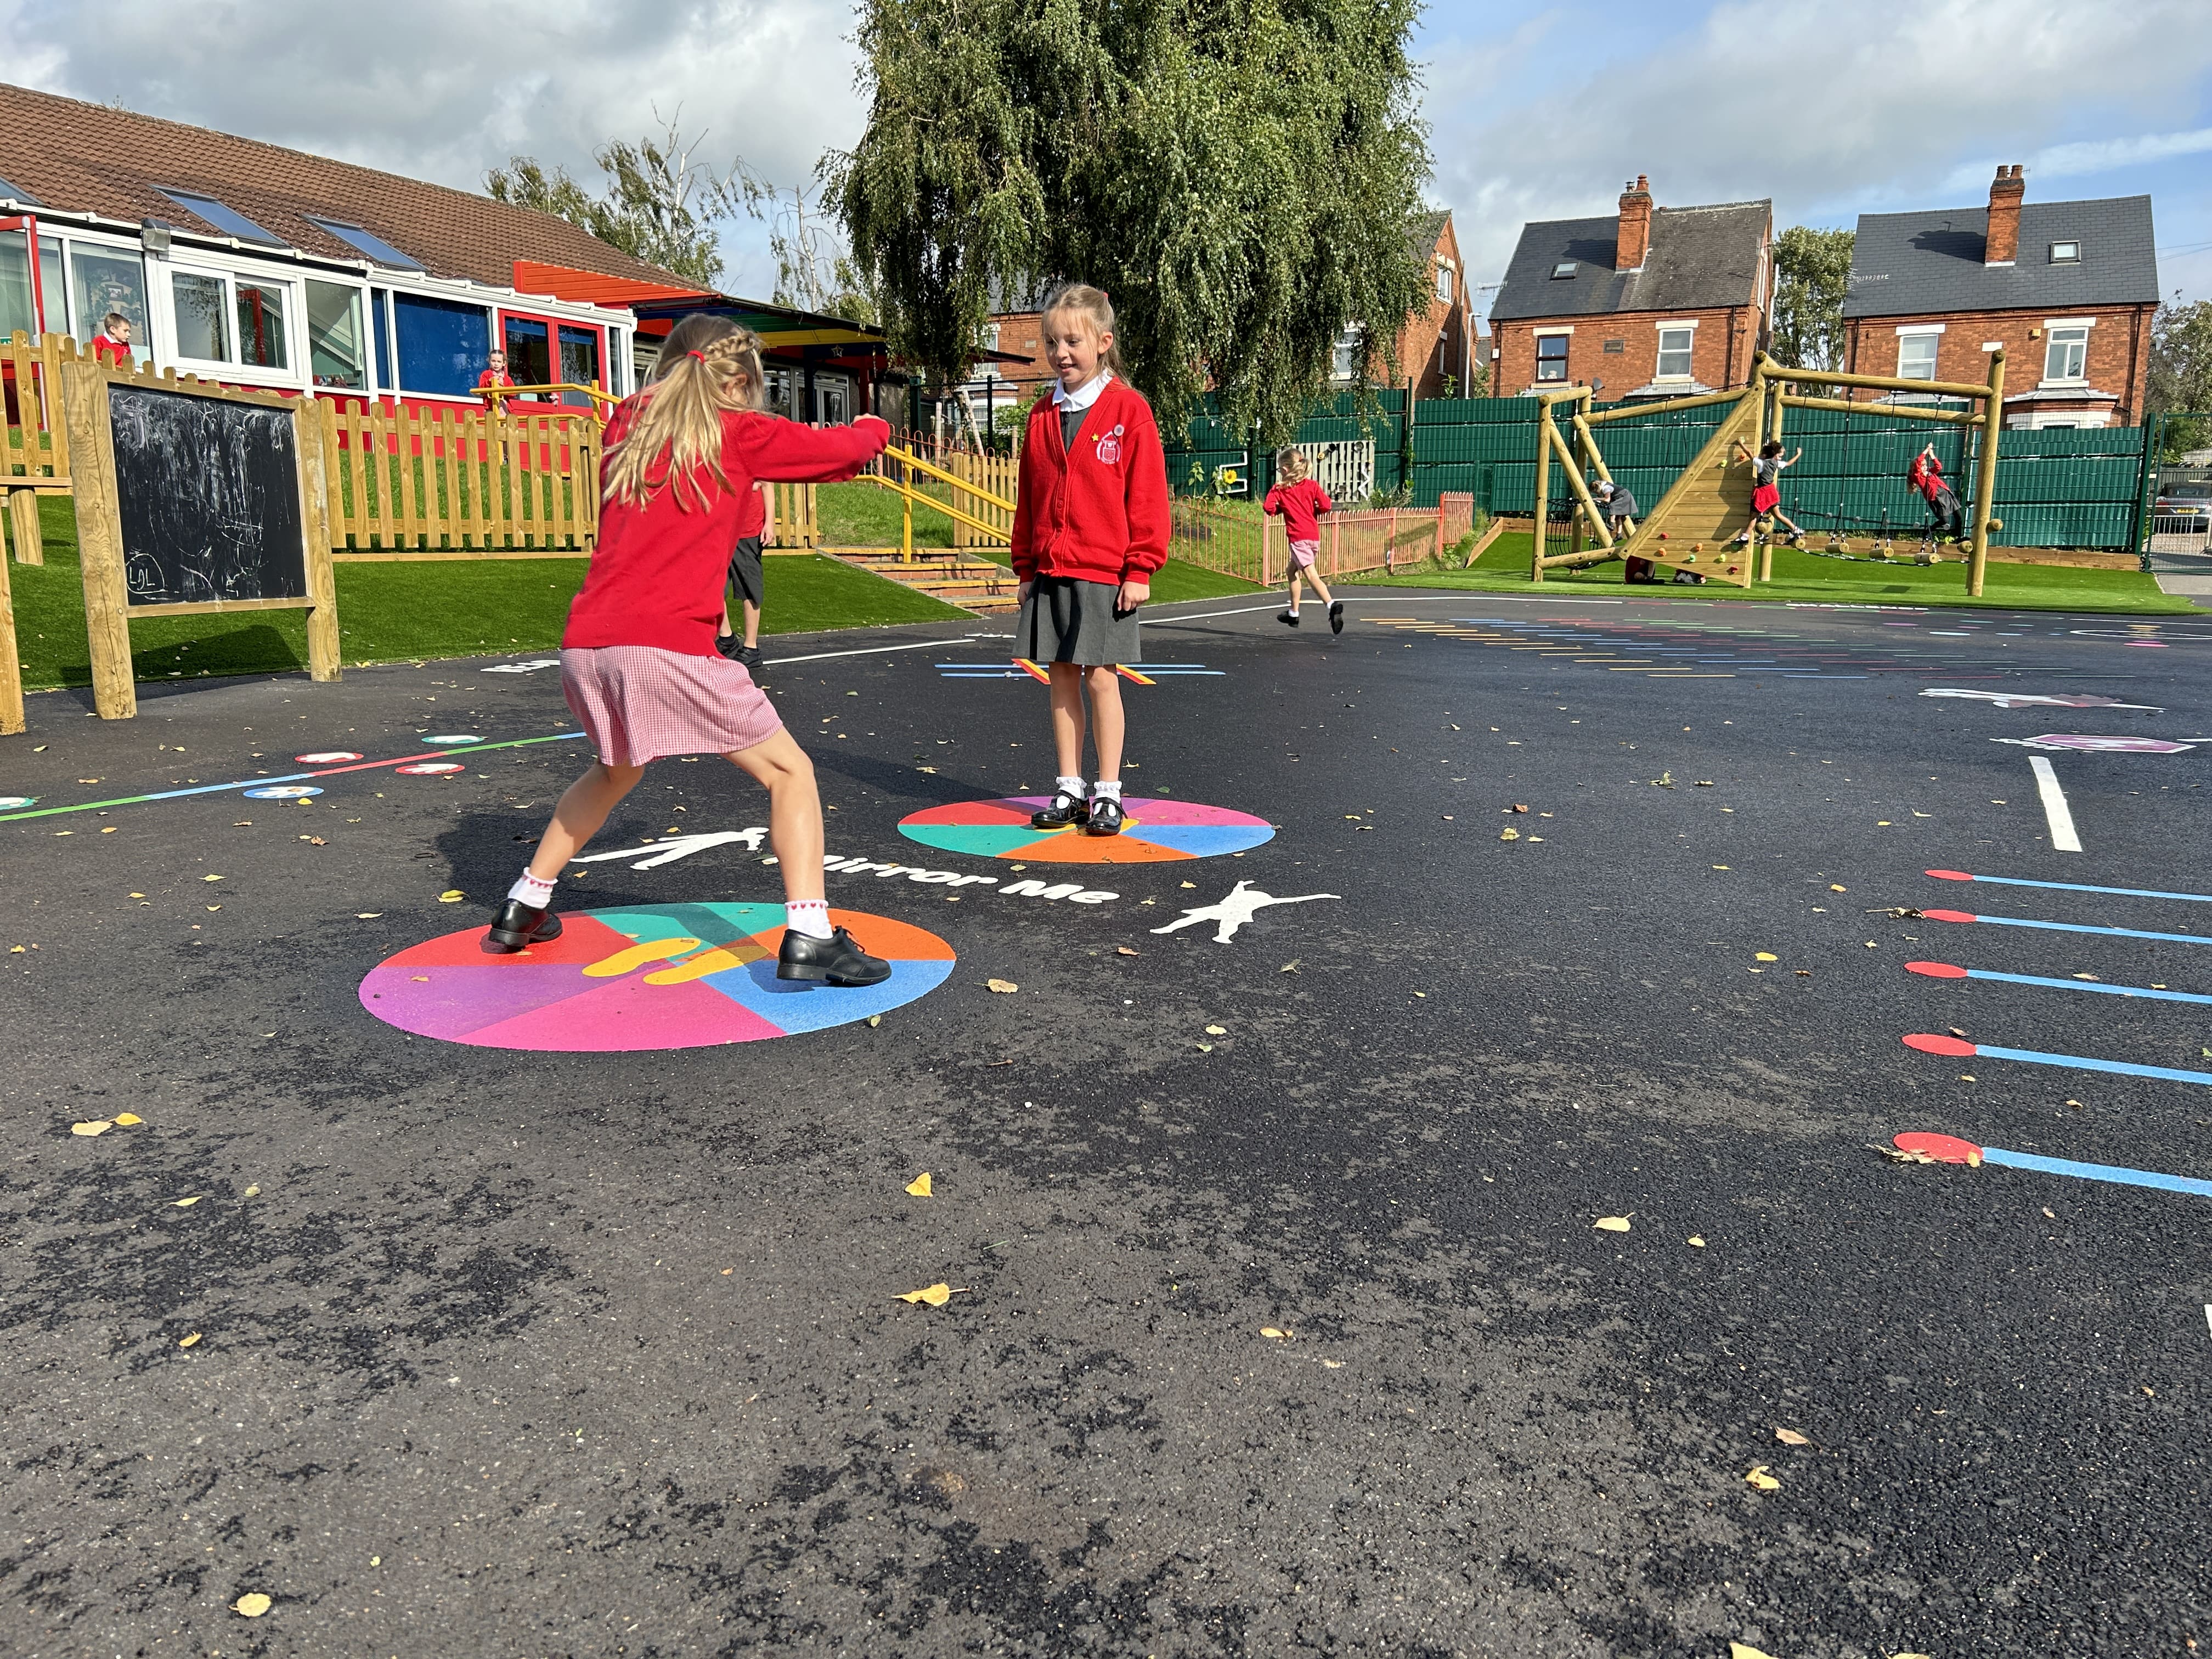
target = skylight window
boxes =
[0,172,40,206]
[306,216,424,271]
[156,188,285,247]
[1551,261,1578,279]
[2049,240,2080,263]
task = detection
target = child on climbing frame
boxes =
[1262,448,1344,632]
[482,313,894,986]
[1011,283,1170,839]
[1908,443,1965,541]
[1732,437,1805,547]
[1594,478,1654,582]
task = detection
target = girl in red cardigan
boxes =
[1010,284,1171,837]
[484,314,893,986]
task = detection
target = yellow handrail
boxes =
[866,442,1018,562]
[882,442,1016,515]
[476,383,620,420]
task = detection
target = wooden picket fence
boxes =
[944,453,1018,548]
[2,329,94,564]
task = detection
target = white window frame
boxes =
[1435,257,1455,306]
[1895,326,1942,382]
[1330,324,1365,382]
[1533,327,1572,383]
[301,274,374,394]
[2049,240,2080,264]
[36,226,155,360]
[160,253,308,390]
[2042,322,2091,386]
[1654,320,1697,381]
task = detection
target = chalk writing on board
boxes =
[107,385,307,606]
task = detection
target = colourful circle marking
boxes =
[898,795,1274,864]
[396,762,466,776]
[423,734,481,746]
[360,901,953,1052]
[244,785,324,800]
[297,751,363,763]
[0,795,35,811]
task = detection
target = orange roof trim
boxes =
[511,261,714,308]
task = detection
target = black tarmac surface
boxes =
[4,589,2208,1657]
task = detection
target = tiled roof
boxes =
[1842,196,2159,319]
[1491,201,1769,323]
[0,81,690,293]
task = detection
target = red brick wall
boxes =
[1493,306,1762,398]
[1387,218,1477,397]
[986,312,1053,392]
[1842,305,2155,426]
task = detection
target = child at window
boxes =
[477,349,517,399]
[1012,283,1170,838]
[90,312,134,368]
[1262,449,1344,632]
[1731,438,1804,548]
[1908,444,1965,541]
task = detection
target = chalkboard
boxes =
[106,383,307,606]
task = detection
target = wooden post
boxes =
[7,489,43,566]
[1567,420,1585,560]
[1968,348,2006,597]
[1760,369,1782,583]
[60,365,136,720]
[296,400,342,682]
[0,515,23,733]
[1531,402,1553,582]
[1545,420,1613,549]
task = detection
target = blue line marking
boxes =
[1968,915,2212,947]
[1943,873,2212,905]
[1983,1147,2212,1198]
[1966,968,2212,1005]
[1979,1042,2212,1087]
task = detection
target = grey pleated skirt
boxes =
[1014,573,1141,667]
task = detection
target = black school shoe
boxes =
[714,633,744,662]
[1278,610,1301,627]
[1031,791,1089,829]
[1328,601,1346,634]
[776,926,891,985]
[482,899,562,954]
[1084,797,1126,836]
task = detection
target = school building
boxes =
[1488,177,1773,400]
[0,82,896,424]
[1841,167,2160,429]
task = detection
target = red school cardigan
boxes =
[565,404,887,657]
[1262,477,1334,543]
[1010,379,1171,586]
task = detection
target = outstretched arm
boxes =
[726,413,889,484]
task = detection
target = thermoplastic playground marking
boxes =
[898,797,1275,864]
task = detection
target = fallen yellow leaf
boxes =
[867,1014,882,1027]
[905,1172,933,1198]
[985,978,1018,994]
[1754,952,1778,962]
[114,1112,142,1125]
[1829,883,1847,892]
[1744,1465,1781,1491]
[356,912,382,919]
[1775,1427,1810,1446]
[1729,1644,1778,1659]
[1594,1215,1632,1233]
[172,1196,201,1207]
[243,1184,260,1197]
[232,1592,271,1617]
[71,1120,114,1137]
[897,1283,967,1306]
[1180,881,1197,888]
[1687,1235,1706,1247]
[1116,946,1140,956]
[178,1333,201,1348]
[438,890,465,902]
[1204,1024,1226,1035]
[203,874,224,883]
[1499,827,1520,840]
[1260,1327,1293,1341]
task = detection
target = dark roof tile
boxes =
[1491,201,1769,323]
[1842,196,2158,318]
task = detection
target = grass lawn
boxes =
[6,497,964,693]
[1369,527,2193,615]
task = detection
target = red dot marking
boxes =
[1904,1032,1977,1057]
[1920,909,1978,924]
[1925,869,1971,882]
[1905,961,1968,979]
[1894,1131,1981,1164]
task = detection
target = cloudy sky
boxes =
[7,0,2210,312]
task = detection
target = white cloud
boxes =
[1425,0,2212,285]
[0,0,865,291]
[1943,126,2212,191]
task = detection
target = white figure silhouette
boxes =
[1150,879,1340,944]
[567,827,769,871]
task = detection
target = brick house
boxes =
[1489,177,1771,399]
[1841,167,2159,428]
[1332,210,1477,398]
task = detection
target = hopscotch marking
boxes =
[1907,960,2212,1006]
[1903,1032,2212,1088]
[2028,756,2083,852]
[1927,870,2212,904]
[1891,1132,2212,1200]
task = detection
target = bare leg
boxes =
[1049,661,1088,780]
[528,762,646,881]
[1285,569,1301,612]
[1086,665,1126,782]
[725,727,825,901]
[741,599,761,650]
[1304,565,1334,606]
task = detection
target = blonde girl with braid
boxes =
[484,314,895,986]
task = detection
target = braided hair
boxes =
[603,313,768,511]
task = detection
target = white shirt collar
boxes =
[1051,370,1112,410]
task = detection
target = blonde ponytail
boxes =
[602,314,767,511]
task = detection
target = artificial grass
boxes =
[1368,527,2193,615]
[5,498,963,692]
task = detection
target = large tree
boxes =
[829,0,1433,441]
[2147,297,2212,456]
[487,117,731,289]
[1769,225,1855,371]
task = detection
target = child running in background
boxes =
[1012,283,1170,838]
[1731,437,1805,547]
[1908,443,1965,541]
[713,479,769,670]
[483,314,894,986]
[1262,449,1344,632]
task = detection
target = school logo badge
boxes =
[1096,424,1125,465]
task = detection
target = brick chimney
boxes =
[1985,164,2024,266]
[1617,174,1652,273]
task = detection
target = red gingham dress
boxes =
[560,646,781,767]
